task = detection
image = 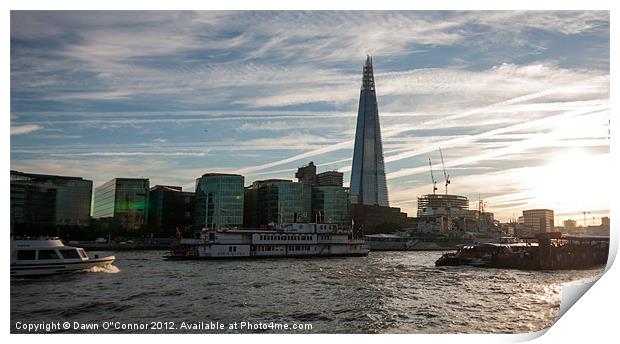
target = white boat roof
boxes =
[11,239,67,249]
[364,234,402,238]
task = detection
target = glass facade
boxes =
[195,174,244,229]
[10,170,93,227]
[244,180,311,227]
[312,186,351,229]
[148,185,195,230]
[93,178,149,231]
[350,55,389,207]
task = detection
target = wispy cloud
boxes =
[11,124,42,135]
[10,11,609,221]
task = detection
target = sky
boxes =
[10,10,610,223]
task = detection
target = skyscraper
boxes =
[350,55,389,207]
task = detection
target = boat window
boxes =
[17,250,36,260]
[77,249,88,259]
[38,250,60,260]
[59,249,81,259]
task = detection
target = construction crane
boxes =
[428,158,438,195]
[478,193,487,213]
[582,211,591,228]
[439,147,451,194]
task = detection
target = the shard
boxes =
[350,55,389,207]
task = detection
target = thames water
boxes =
[11,250,603,334]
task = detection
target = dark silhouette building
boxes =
[10,170,93,230]
[295,161,317,185]
[296,161,344,187]
[148,185,195,232]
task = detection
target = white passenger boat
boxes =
[10,238,116,277]
[166,223,369,259]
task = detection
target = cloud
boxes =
[10,11,610,221]
[11,124,42,135]
[11,11,609,109]
[232,66,608,175]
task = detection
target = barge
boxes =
[165,223,369,259]
[435,233,609,270]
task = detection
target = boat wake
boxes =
[84,265,120,274]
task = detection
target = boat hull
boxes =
[164,252,368,260]
[11,256,116,277]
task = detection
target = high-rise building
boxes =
[93,178,149,231]
[10,170,93,228]
[317,171,344,187]
[148,185,195,231]
[295,161,344,187]
[522,209,555,234]
[295,161,317,185]
[563,219,577,231]
[195,173,244,229]
[244,179,311,227]
[350,55,389,206]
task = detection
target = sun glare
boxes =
[519,149,610,220]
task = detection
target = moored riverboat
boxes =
[165,223,369,259]
[435,233,609,270]
[435,242,539,269]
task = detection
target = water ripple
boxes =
[11,250,603,334]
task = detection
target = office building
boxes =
[563,219,577,231]
[522,209,555,234]
[317,171,344,187]
[195,173,244,229]
[10,170,92,228]
[296,161,344,187]
[295,161,317,185]
[312,186,351,229]
[148,185,195,231]
[351,204,412,235]
[93,178,149,231]
[350,55,389,207]
[244,179,311,227]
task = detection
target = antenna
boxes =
[439,147,450,194]
[428,158,438,195]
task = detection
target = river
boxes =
[11,250,603,334]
